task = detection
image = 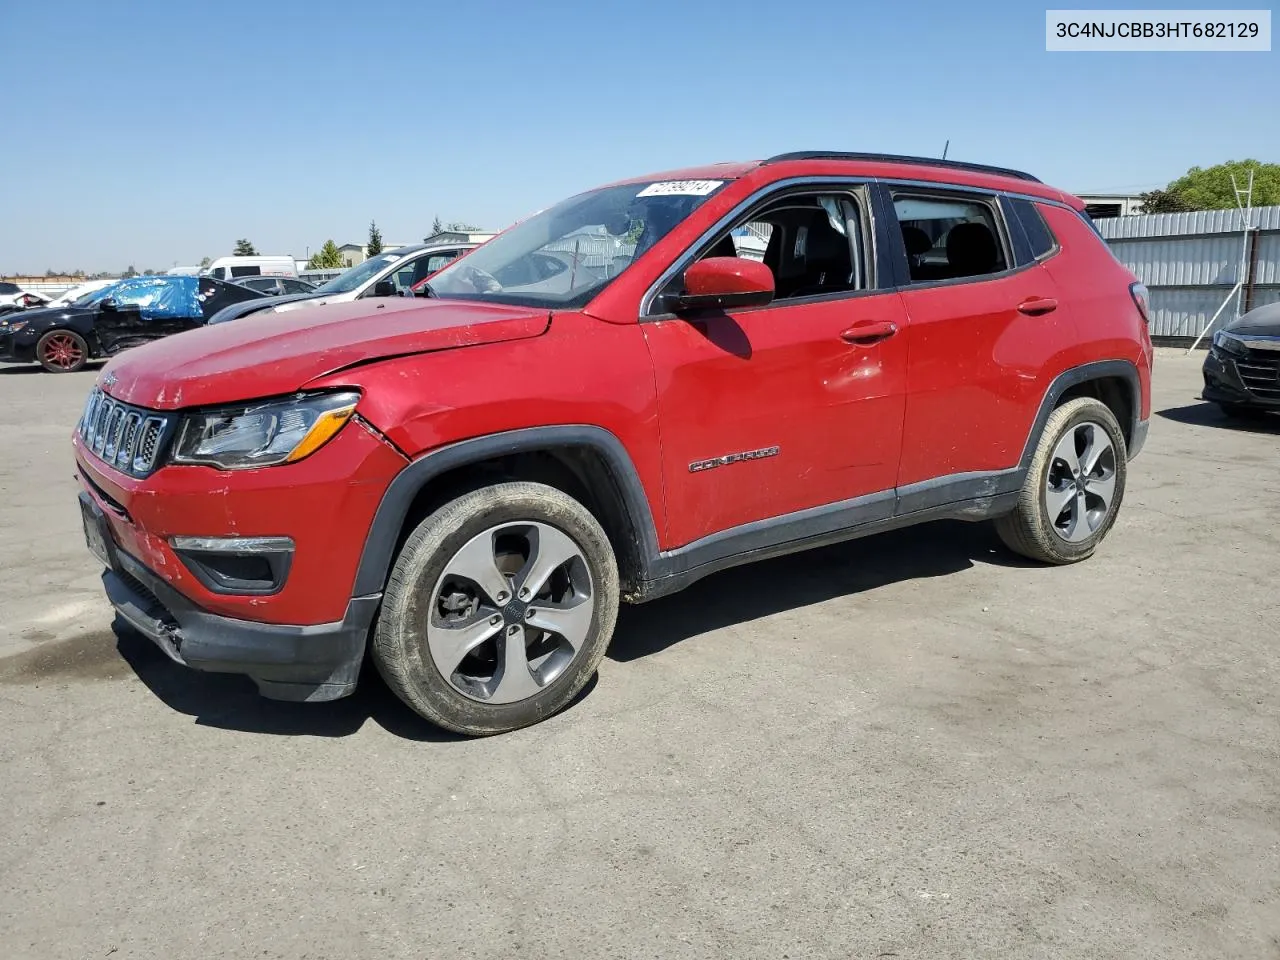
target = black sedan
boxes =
[1203,302,1280,418]
[0,275,265,373]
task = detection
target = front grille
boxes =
[77,387,175,478]
[1235,350,1280,401]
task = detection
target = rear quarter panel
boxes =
[1037,204,1152,419]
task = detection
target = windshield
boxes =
[71,282,122,307]
[314,252,406,295]
[427,179,726,308]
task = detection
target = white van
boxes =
[201,256,298,280]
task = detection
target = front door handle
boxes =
[840,319,898,344]
[1017,297,1058,316]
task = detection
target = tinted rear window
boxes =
[1012,199,1058,258]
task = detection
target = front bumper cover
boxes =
[1202,348,1280,409]
[87,494,378,701]
[0,329,35,363]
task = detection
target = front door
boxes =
[642,188,910,548]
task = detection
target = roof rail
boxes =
[762,151,1041,183]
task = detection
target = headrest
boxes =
[946,222,998,276]
[900,225,933,257]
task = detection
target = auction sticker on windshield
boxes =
[636,180,723,197]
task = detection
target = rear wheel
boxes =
[996,397,1127,564]
[372,482,619,736]
[36,330,89,373]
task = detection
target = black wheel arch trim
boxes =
[350,425,663,597]
[1017,358,1143,467]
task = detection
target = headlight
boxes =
[1212,330,1248,357]
[171,391,359,469]
[3,320,26,332]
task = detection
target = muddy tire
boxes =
[996,397,1127,565]
[372,481,619,736]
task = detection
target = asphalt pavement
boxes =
[1,349,1277,959]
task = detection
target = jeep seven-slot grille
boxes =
[1235,350,1280,401]
[78,387,174,478]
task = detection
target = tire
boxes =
[996,397,1127,565]
[1216,402,1269,421]
[372,481,619,736]
[36,329,89,373]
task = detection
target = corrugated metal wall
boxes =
[1095,205,1280,339]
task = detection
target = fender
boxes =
[1018,358,1144,466]
[350,425,662,597]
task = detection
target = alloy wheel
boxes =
[426,521,595,704]
[41,333,84,370]
[1045,421,1117,542]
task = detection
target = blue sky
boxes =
[1,0,1275,273]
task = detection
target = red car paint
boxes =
[74,153,1152,686]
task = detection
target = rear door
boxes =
[881,185,1073,500]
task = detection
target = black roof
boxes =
[762,152,1041,183]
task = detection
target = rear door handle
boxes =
[1017,297,1058,316]
[840,319,898,344]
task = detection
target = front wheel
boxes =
[36,329,89,373]
[372,481,619,736]
[996,397,1127,564]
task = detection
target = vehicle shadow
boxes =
[116,518,1018,739]
[1157,401,1280,435]
[609,519,1026,662]
[114,623,466,742]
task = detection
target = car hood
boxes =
[100,297,552,410]
[0,305,95,326]
[1225,302,1280,337]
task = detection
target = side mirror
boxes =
[672,257,774,313]
[372,279,396,298]
[100,298,118,312]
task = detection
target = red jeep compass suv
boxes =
[74,152,1153,735]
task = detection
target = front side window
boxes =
[427,179,727,308]
[659,190,869,307]
[893,192,1008,283]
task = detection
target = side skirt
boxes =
[630,475,1021,603]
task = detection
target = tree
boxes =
[367,220,383,257]
[307,240,345,270]
[425,220,483,242]
[234,239,257,256]
[1138,189,1192,214]
[1164,160,1280,210]
[199,256,211,269]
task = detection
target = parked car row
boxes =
[0,276,265,372]
[0,243,477,372]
